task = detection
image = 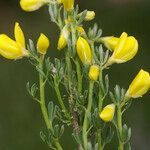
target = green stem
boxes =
[121,96,130,108]
[65,51,80,132]
[83,81,94,150]
[98,68,103,150]
[70,14,83,94]
[54,79,70,119]
[75,58,83,94]
[91,42,98,63]
[117,105,124,150]
[98,67,103,110]
[39,55,62,150]
[65,52,72,91]
[98,129,103,150]
[87,81,94,112]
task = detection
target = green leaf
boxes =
[105,74,109,94]
[54,124,64,138]
[121,88,126,100]
[122,100,132,114]
[59,125,65,138]
[94,143,98,150]
[109,92,117,104]
[122,124,131,144]
[48,101,54,121]
[114,85,121,102]
[26,82,38,99]
[36,66,46,77]
[40,131,47,143]
[28,39,36,54]
[87,142,92,150]
[78,10,87,25]
[54,124,60,138]
[103,126,114,145]
[125,142,131,150]
[103,50,109,65]
[99,45,104,64]
[72,129,82,145]
[49,4,56,22]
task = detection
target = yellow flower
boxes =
[0,22,28,59]
[57,0,63,4]
[57,27,69,50]
[57,34,67,50]
[88,65,99,81]
[100,36,119,51]
[77,26,86,36]
[20,0,48,12]
[76,37,93,65]
[63,0,74,11]
[125,69,150,98]
[37,33,50,54]
[99,104,115,122]
[108,32,138,65]
[84,11,95,21]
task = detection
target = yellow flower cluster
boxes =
[3,0,149,126]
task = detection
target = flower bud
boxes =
[63,0,74,11]
[84,11,95,21]
[57,27,69,50]
[125,69,150,98]
[108,32,138,64]
[76,37,93,64]
[20,0,48,12]
[99,104,115,122]
[100,36,119,51]
[88,65,99,81]
[77,26,86,36]
[37,33,50,54]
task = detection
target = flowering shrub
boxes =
[0,0,150,149]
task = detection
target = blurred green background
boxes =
[0,0,150,150]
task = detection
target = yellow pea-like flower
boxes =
[84,11,95,21]
[63,0,74,11]
[0,22,28,60]
[125,69,150,98]
[20,0,48,12]
[37,33,50,54]
[99,104,115,122]
[108,32,138,64]
[88,65,99,81]
[57,27,69,50]
[76,37,93,65]
[100,36,119,51]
